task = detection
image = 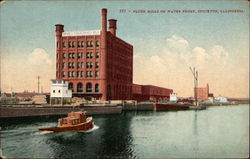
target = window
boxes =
[78,52,81,59]
[81,62,84,68]
[90,62,93,68]
[77,71,81,77]
[90,41,93,47]
[81,41,84,47]
[56,63,58,69]
[78,41,81,48]
[81,53,84,58]
[96,41,100,47]
[77,62,81,68]
[63,53,66,59]
[96,62,99,68]
[72,62,75,69]
[87,41,91,47]
[77,83,83,92]
[81,71,84,77]
[90,52,93,58]
[58,90,61,93]
[86,83,92,92]
[95,71,99,77]
[69,41,75,48]
[68,83,73,90]
[62,71,65,77]
[86,71,89,77]
[62,63,66,69]
[86,52,90,58]
[72,71,75,77]
[72,53,75,59]
[53,90,55,93]
[56,53,59,59]
[95,84,99,92]
[90,71,93,77]
[63,42,66,48]
[68,71,71,77]
[96,52,100,58]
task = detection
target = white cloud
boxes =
[133,35,249,97]
[28,48,52,66]
[166,35,189,53]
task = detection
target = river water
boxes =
[1,105,249,158]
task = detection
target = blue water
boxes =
[1,105,249,158]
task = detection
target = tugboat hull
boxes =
[39,118,93,133]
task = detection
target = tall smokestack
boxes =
[55,24,64,79]
[100,8,107,100]
[108,19,117,36]
[101,8,107,35]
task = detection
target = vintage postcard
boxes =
[0,0,249,158]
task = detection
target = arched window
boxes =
[95,84,99,92]
[77,83,83,92]
[86,83,92,92]
[68,83,74,91]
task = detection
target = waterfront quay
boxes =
[0,105,122,118]
[2,101,247,118]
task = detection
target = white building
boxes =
[50,80,72,98]
[214,96,228,103]
[170,93,178,102]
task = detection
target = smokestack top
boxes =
[108,19,117,36]
[55,24,64,32]
[102,8,107,15]
[108,19,117,29]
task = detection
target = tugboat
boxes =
[39,110,93,133]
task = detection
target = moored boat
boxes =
[39,110,93,133]
[154,103,191,110]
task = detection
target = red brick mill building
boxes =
[55,8,173,101]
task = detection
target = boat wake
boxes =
[81,124,99,133]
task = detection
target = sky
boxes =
[0,0,249,98]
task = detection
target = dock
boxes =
[0,105,122,118]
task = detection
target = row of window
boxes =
[59,52,100,59]
[61,62,99,69]
[62,71,99,78]
[69,83,99,93]
[61,41,100,48]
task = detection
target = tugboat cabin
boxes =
[58,111,87,127]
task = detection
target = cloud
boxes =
[2,48,54,93]
[28,48,52,66]
[134,35,248,98]
[166,35,189,53]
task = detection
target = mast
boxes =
[189,67,198,106]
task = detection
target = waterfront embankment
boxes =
[0,105,122,118]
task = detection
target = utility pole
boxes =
[37,76,40,94]
[189,67,198,106]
